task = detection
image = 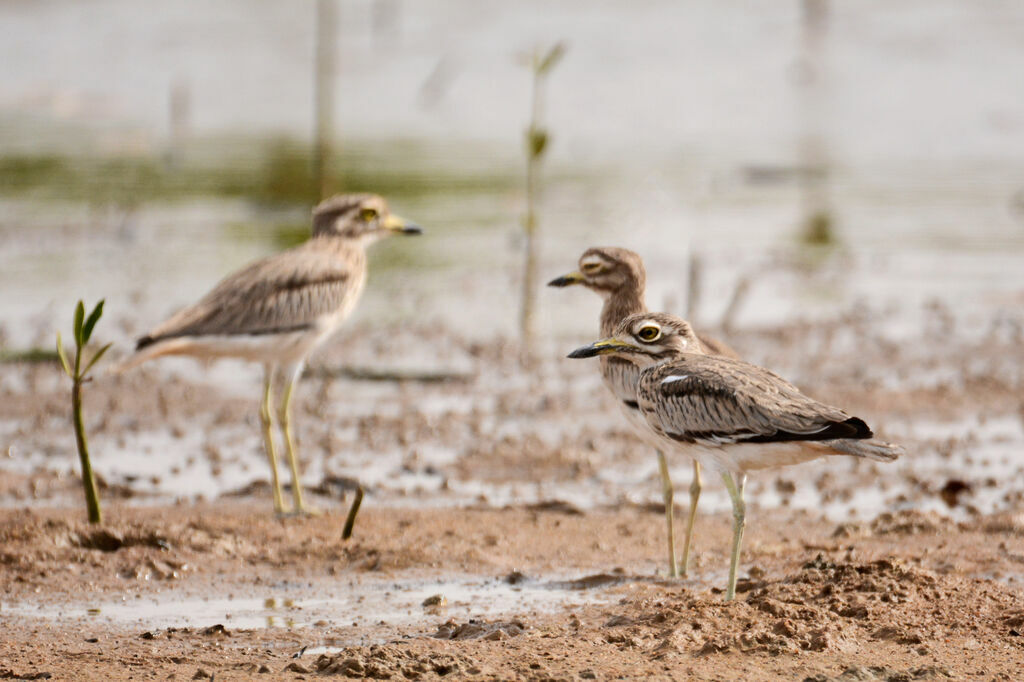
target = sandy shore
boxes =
[1,502,1023,680]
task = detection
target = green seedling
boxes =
[519,42,566,352]
[56,300,112,524]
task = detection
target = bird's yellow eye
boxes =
[581,262,601,273]
[360,207,378,222]
[637,325,661,342]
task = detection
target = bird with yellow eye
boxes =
[568,312,902,600]
[549,247,738,578]
[117,193,422,515]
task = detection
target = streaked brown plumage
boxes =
[548,246,737,577]
[136,244,366,359]
[568,312,902,599]
[120,193,422,515]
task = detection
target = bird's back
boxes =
[634,353,899,471]
[128,238,368,366]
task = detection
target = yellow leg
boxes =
[278,368,316,515]
[260,367,287,514]
[656,451,678,578]
[681,459,702,577]
[720,470,747,601]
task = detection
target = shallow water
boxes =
[0,2,1023,347]
[1,571,617,633]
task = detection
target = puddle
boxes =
[0,572,619,633]
[6,404,1023,523]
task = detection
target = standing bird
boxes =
[548,247,738,577]
[568,312,902,600]
[119,194,422,515]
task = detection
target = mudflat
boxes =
[0,503,1022,680]
[2,307,1023,679]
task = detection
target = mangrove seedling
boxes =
[519,42,566,353]
[56,300,112,524]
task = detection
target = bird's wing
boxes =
[640,355,872,446]
[137,245,360,348]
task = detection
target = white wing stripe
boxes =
[660,374,690,386]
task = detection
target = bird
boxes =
[118,193,422,515]
[567,312,902,600]
[548,247,738,578]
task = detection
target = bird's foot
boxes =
[276,504,322,518]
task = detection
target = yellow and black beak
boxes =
[382,214,423,235]
[567,337,639,359]
[547,270,585,287]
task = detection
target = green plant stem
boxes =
[520,165,538,347]
[342,486,364,540]
[519,72,543,350]
[71,380,102,524]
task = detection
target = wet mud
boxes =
[1,301,1023,679]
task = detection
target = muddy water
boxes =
[1,572,616,634]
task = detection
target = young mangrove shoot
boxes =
[56,300,112,524]
[519,42,566,355]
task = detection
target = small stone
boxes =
[504,570,527,584]
[422,594,447,608]
[202,624,229,637]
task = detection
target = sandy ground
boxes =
[2,301,1024,680]
[0,503,1023,680]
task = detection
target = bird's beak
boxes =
[382,214,423,235]
[567,337,638,359]
[548,270,584,287]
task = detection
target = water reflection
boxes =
[3,574,616,633]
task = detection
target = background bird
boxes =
[548,246,738,577]
[568,312,902,600]
[118,193,422,515]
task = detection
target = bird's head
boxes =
[547,247,645,299]
[311,193,423,243]
[567,312,702,367]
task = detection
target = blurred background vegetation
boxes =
[1,0,1022,350]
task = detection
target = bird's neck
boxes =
[315,235,369,260]
[600,287,646,337]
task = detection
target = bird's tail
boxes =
[105,338,183,375]
[824,438,903,462]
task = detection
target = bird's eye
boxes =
[360,208,378,222]
[581,262,601,273]
[637,325,661,342]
